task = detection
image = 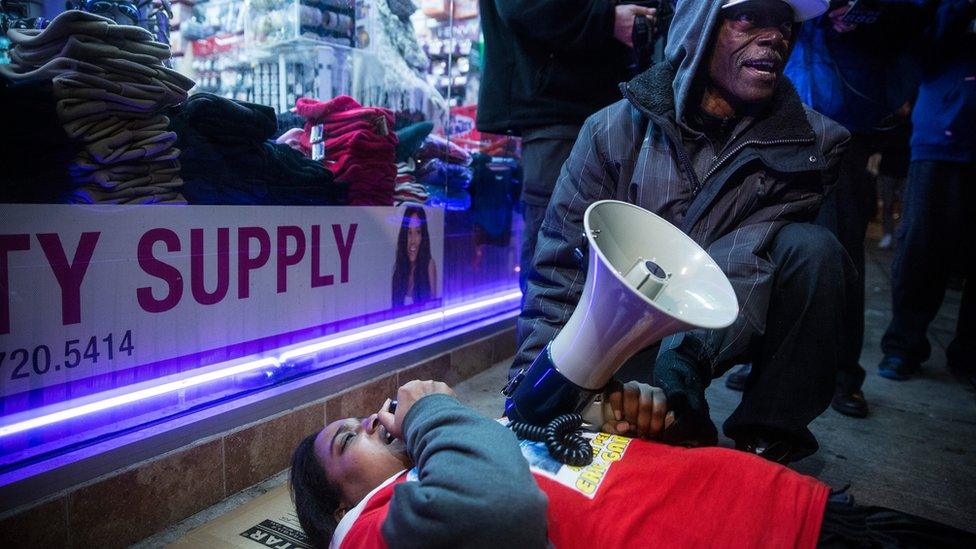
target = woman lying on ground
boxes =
[291,379,973,548]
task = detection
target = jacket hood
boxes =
[622,2,815,143]
[663,0,725,124]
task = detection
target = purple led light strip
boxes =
[0,290,522,438]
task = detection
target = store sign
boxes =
[0,205,443,398]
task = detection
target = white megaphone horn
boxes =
[504,200,739,426]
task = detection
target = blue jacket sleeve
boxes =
[380,394,550,549]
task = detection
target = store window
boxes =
[0,0,520,477]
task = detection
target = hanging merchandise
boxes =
[379,0,428,74]
[179,0,253,101]
[295,94,398,206]
[351,0,447,126]
[0,10,194,204]
[0,0,49,32]
[246,0,356,49]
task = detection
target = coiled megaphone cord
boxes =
[508,413,594,467]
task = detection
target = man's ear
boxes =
[334,506,349,522]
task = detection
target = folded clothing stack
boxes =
[416,134,472,167]
[413,133,473,210]
[167,93,344,206]
[0,10,194,204]
[295,95,398,206]
[393,159,428,205]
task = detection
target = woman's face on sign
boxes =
[407,214,422,263]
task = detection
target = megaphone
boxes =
[504,200,739,427]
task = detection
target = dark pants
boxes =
[723,223,849,458]
[818,491,976,547]
[518,126,579,294]
[881,160,975,370]
[815,133,875,393]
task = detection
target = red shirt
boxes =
[337,435,828,549]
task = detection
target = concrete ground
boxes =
[139,232,974,546]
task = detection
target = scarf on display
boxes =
[2,10,194,205]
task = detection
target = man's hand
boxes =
[601,380,675,439]
[828,5,858,33]
[378,380,457,440]
[614,4,657,48]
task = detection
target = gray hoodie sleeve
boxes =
[380,394,550,549]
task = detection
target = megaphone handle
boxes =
[580,396,613,432]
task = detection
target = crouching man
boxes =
[514,0,855,463]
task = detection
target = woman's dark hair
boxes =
[290,433,343,549]
[391,206,432,307]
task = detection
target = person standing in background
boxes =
[879,0,976,387]
[476,0,660,298]
[779,0,925,418]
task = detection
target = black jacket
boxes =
[476,0,632,134]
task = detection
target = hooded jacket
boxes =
[512,1,851,377]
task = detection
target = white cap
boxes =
[722,0,830,22]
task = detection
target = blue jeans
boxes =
[881,160,975,370]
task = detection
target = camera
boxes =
[621,0,674,74]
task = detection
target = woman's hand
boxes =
[601,380,675,439]
[377,379,457,440]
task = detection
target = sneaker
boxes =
[724,363,751,392]
[878,355,918,381]
[831,388,869,418]
[878,234,893,249]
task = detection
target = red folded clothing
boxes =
[295,96,398,206]
[296,95,397,153]
[325,129,396,155]
[295,95,363,120]
[322,115,390,138]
